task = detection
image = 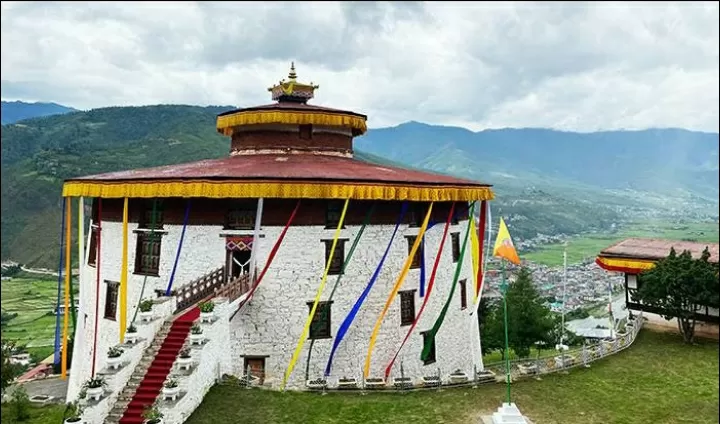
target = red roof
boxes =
[67,153,489,188]
[218,102,367,119]
[599,238,719,263]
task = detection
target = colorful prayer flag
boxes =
[493,217,520,265]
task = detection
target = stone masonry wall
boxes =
[230,219,476,389]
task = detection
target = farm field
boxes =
[523,220,720,266]
[1,275,70,360]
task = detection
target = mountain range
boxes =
[1,100,77,125]
[1,102,718,268]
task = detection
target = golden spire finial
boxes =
[288,62,297,80]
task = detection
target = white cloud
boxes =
[1,1,717,132]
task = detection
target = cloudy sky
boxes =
[1,1,718,132]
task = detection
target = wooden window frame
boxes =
[451,232,461,263]
[459,278,468,310]
[399,290,416,326]
[308,300,332,339]
[323,239,348,276]
[139,199,164,230]
[225,201,256,230]
[405,235,423,269]
[104,280,119,320]
[408,203,427,228]
[134,232,162,277]
[325,200,346,229]
[421,331,437,365]
[88,225,99,267]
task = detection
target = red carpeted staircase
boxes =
[119,307,200,424]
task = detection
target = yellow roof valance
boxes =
[216,110,367,136]
[62,179,494,202]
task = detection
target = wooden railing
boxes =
[214,273,251,303]
[171,267,225,312]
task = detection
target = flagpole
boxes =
[501,259,511,404]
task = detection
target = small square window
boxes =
[104,281,119,320]
[406,235,423,269]
[451,233,461,263]
[324,239,347,275]
[134,232,162,276]
[308,301,332,339]
[399,290,416,326]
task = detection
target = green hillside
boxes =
[1,105,717,268]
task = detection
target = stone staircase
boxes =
[104,321,175,424]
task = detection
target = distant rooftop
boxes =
[599,238,719,264]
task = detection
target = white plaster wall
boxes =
[230,219,477,389]
[626,274,638,289]
[67,218,199,401]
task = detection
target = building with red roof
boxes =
[63,64,495,421]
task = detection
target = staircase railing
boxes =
[214,273,252,303]
[164,267,225,312]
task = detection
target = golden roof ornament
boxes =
[268,62,319,103]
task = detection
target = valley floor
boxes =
[523,220,719,266]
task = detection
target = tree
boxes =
[505,267,554,358]
[478,297,505,355]
[1,339,23,395]
[635,247,719,344]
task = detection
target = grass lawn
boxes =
[524,220,720,266]
[0,403,65,424]
[184,330,718,424]
[1,276,62,355]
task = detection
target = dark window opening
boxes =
[421,331,437,365]
[451,233,461,263]
[139,200,164,230]
[299,124,313,140]
[459,278,468,310]
[134,232,162,276]
[400,290,416,326]
[324,239,347,275]
[225,201,256,230]
[104,281,119,320]
[408,203,427,227]
[406,235,423,269]
[88,226,99,267]
[308,301,332,339]
[325,200,345,229]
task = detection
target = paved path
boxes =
[3,377,68,404]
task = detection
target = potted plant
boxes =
[421,375,441,387]
[107,346,124,369]
[63,401,84,423]
[365,377,385,389]
[189,324,204,345]
[162,378,180,399]
[176,348,193,370]
[126,324,139,344]
[139,299,155,322]
[83,376,106,400]
[198,301,215,323]
[142,402,164,424]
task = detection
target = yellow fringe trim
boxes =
[62,180,495,202]
[216,111,367,136]
[596,256,656,271]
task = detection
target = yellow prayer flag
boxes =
[493,217,520,265]
[469,217,480,303]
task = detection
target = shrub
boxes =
[83,376,106,389]
[127,324,137,333]
[198,301,215,313]
[139,299,154,313]
[190,325,203,335]
[164,378,179,389]
[107,346,124,358]
[10,385,31,421]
